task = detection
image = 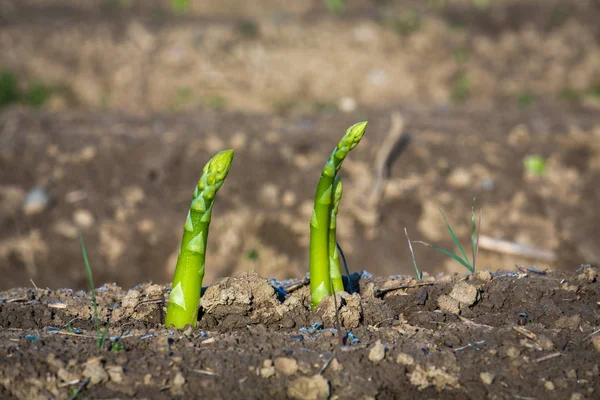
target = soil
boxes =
[1,1,600,399]
[1,268,600,399]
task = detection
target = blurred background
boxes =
[0,0,599,290]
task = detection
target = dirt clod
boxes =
[474,270,492,282]
[408,364,461,391]
[554,314,582,330]
[315,291,362,328]
[274,357,298,376]
[449,282,479,306]
[107,365,124,383]
[287,375,330,400]
[369,340,386,364]
[396,353,415,366]
[83,358,109,386]
[438,294,461,315]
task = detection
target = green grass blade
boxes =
[404,228,422,280]
[471,198,477,271]
[79,234,102,348]
[438,208,470,265]
[414,241,474,272]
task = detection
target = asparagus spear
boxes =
[165,149,234,329]
[310,121,367,308]
[329,176,344,293]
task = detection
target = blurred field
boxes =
[1,0,599,290]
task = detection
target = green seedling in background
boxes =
[165,149,234,329]
[451,73,471,103]
[310,121,367,308]
[171,0,190,14]
[473,0,490,10]
[415,198,481,273]
[524,155,546,175]
[517,91,534,109]
[80,234,108,348]
[0,70,53,110]
[0,70,20,109]
[325,0,345,14]
[391,10,422,36]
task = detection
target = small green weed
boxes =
[245,249,260,261]
[237,19,259,39]
[111,341,125,353]
[25,82,53,108]
[80,234,108,348]
[0,70,53,109]
[325,0,345,14]
[171,0,190,14]
[428,0,446,10]
[517,91,534,109]
[391,10,422,36]
[415,199,481,273]
[451,73,471,103]
[0,70,20,108]
[453,48,470,65]
[206,94,226,111]
[523,155,546,175]
[473,0,490,10]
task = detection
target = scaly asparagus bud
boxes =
[329,176,344,293]
[165,149,234,329]
[310,121,367,308]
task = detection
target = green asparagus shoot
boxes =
[165,149,234,329]
[414,200,481,273]
[329,176,344,292]
[310,121,367,308]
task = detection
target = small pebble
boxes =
[172,372,185,386]
[506,347,520,358]
[544,381,555,391]
[537,336,555,351]
[73,209,94,228]
[260,359,275,378]
[475,270,492,281]
[591,335,600,352]
[480,372,495,385]
[22,187,49,215]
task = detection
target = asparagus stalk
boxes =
[310,121,367,308]
[329,176,344,293]
[165,149,234,329]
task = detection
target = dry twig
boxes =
[478,235,556,263]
